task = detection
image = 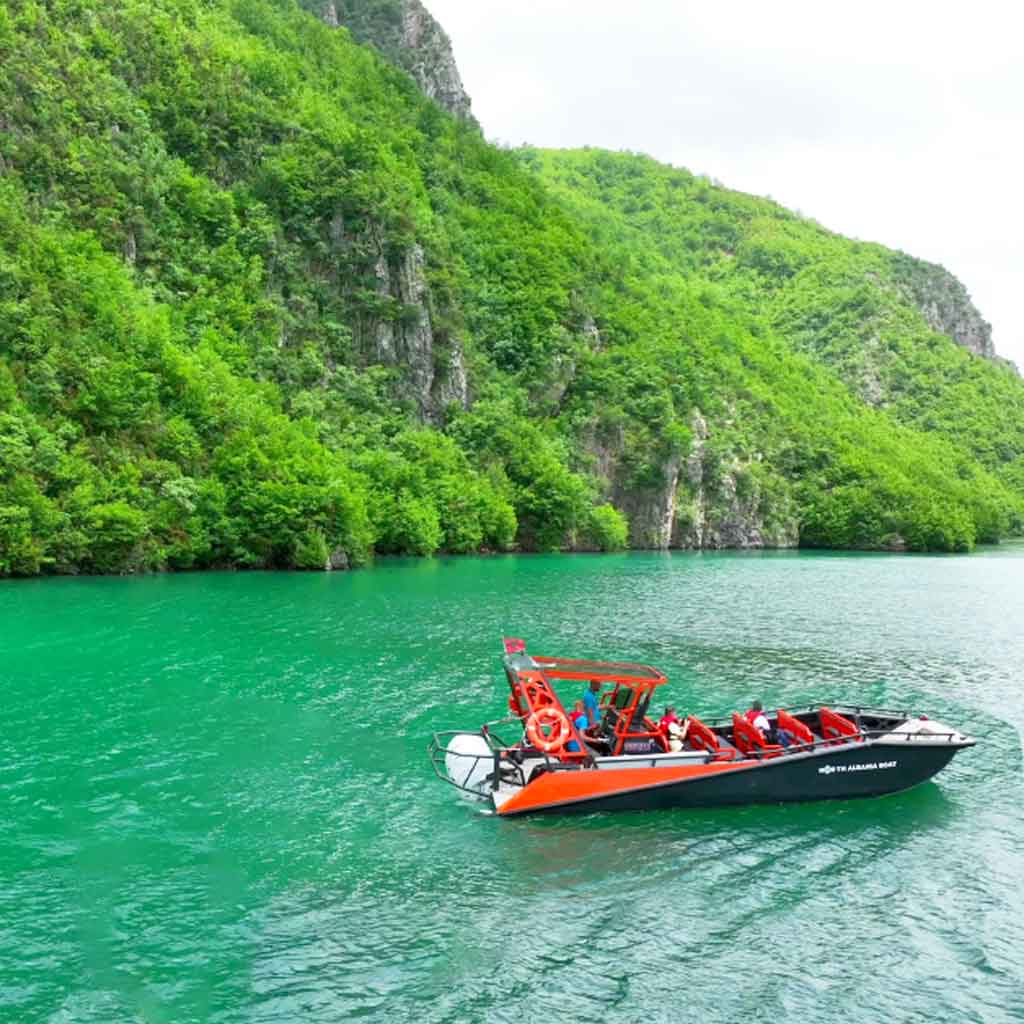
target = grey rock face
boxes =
[321,1,339,28]
[672,464,797,550]
[347,225,468,421]
[671,413,766,549]
[398,1,474,121]
[582,315,602,350]
[586,423,678,549]
[895,258,995,359]
[590,409,798,551]
[326,548,349,571]
[309,0,474,122]
[612,454,681,550]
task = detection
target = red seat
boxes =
[777,708,815,747]
[731,713,784,758]
[685,715,736,760]
[819,706,861,745]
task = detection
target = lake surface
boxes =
[2,550,1022,1023]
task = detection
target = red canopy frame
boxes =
[503,642,670,758]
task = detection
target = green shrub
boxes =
[87,501,150,573]
[583,504,629,551]
[293,529,331,569]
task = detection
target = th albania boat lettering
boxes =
[428,639,976,817]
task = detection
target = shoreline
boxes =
[3,541,1022,584]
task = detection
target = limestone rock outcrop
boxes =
[590,410,798,551]
[398,1,474,121]
[307,0,475,122]
[893,256,995,359]
[345,225,468,421]
[612,454,681,550]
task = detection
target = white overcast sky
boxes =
[428,0,1023,367]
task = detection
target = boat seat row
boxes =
[685,707,862,762]
[777,708,816,745]
[732,713,784,758]
[818,706,862,745]
[769,707,861,749]
[685,715,738,760]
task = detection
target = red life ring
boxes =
[525,707,571,753]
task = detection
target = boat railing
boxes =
[429,713,971,793]
[732,722,969,762]
[430,714,614,793]
[696,703,935,729]
[428,718,538,794]
[428,729,501,795]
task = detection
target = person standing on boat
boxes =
[566,700,591,753]
[583,679,602,728]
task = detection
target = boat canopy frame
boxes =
[503,641,670,758]
[528,653,668,685]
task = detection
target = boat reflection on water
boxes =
[496,782,956,881]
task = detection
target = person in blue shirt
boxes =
[583,679,602,728]
[566,700,591,752]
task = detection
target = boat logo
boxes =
[818,761,897,776]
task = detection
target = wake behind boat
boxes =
[429,639,975,817]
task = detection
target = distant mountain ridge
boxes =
[332,2,1002,365]
[0,0,1021,578]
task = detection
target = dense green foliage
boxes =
[534,149,1024,488]
[0,0,1020,575]
[528,148,1023,550]
[0,0,610,572]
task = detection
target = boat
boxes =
[428,639,976,817]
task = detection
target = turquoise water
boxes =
[2,550,1022,1022]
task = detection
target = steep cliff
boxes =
[306,0,475,121]
[585,406,799,552]
[334,218,468,420]
[890,253,995,359]
[533,147,1024,553]
[671,413,799,550]
[532,149,1024,515]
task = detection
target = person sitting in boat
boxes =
[566,700,591,753]
[746,701,794,748]
[745,701,771,735]
[583,679,602,728]
[659,706,690,752]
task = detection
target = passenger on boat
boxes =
[746,700,794,748]
[583,680,602,728]
[658,706,689,752]
[566,700,590,753]
[745,701,771,734]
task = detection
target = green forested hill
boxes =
[0,0,1020,576]
[525,148,1024,549]
[531,149,1024,481]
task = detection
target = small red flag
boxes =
[502,636,526,654]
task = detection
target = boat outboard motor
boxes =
[444,733,494,796]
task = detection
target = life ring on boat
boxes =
[525,707,571,753]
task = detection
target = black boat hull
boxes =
[504,742,965,816]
